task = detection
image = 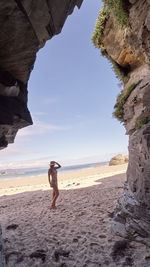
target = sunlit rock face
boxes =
[102,0,150,246]
[0,0,83,149]
[109,154,128,166]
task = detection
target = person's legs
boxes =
[52,189,55,199]
[51,184,59,209]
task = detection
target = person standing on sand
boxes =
[48,161,61,209]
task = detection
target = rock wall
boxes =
[97,0,150,246]
[0,225,5,266]
[0,0,83,149]
[92,0,150,246]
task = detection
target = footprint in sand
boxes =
[145,255,150,261]
[29,249,46,263]
[99,234,106,238]
[5,251,24,265]
[90,242,99,247]
[78,211,86,216]
[73,238,78,242]
[6,224,18,230]
[81,231,87,235]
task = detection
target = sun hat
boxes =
[50,161,55,166]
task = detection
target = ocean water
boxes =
[0,161,108,180]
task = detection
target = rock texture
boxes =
[0,0,83,149]
[112,122,150,246]
[92,0,150,246]
[100,0,150,246]
[109,154,128,166]
[0,225,5,267]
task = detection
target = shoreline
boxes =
[0,162,109,181]
[0,164,127,196]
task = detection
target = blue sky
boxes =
[0,0,128,169]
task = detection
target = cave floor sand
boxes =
[0,165,150,266]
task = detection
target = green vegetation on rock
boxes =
[92,0,128,49]
[103,0,128,27]
[92,1,129,83]
[91,8,108,49]
[92,25,129,83]
[106,55,129,83]
[135,118,150,130]
[113,80,142,122]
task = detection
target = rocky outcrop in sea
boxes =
[109,154,128,166]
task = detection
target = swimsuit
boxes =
[49,168,58,185]
[51,179,57,184]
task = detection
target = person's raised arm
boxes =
[54,161,61,169]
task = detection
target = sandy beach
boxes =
[0,164,150,266]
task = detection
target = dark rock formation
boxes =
[93,0,150,245]
[111,0,150,246]
[0,0,83,149]
[112,122,150,246]
[0,225,5,267]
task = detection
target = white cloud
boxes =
[17,119,71,137]
[0,117,72,169]
[0,142,37,167]
[0,156,54,170]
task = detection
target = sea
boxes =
[0,161,109,180]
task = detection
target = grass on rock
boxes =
[113,80,142,122]
[92,1,129,83]
[103,0,129,27]
[135,118,150,130]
